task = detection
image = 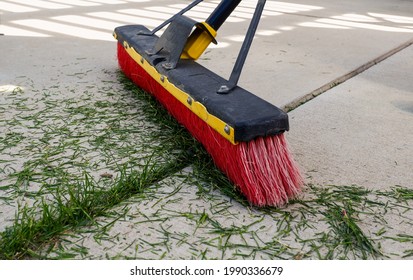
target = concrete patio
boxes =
[1,0,412,259]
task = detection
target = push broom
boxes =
[113,0,303,206]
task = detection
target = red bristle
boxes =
[117,43,303,207]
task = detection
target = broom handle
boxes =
[216,0,266,93]
[146,0,242,35]
[227,0,265,87]
[206,0,242,30]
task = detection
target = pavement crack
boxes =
[282,37,413,112]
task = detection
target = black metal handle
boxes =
[206,0,242,30]
[218,0,267,94]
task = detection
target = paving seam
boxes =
[282,37,413,112]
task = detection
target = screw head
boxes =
[217,85,230,94]
[163,62,174,70]
[224,125,230,135]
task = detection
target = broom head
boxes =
[114,25,303,207]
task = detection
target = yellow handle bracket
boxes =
[181,22,217,60]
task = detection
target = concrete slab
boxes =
[2,0,413,107]
[196,0,413,108]
[38,168,413,259]
[0,35,183,232]
[288,44,413,189]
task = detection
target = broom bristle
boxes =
[117,43,303,207]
